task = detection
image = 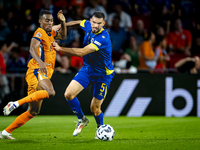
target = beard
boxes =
[45,26,52,32]
[91,27,100,33]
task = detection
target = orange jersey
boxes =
[27,27,58,71]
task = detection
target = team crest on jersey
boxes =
[36,32,42,38]
[102,36,105,38]
[91,38,94,43]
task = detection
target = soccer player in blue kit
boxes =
[53,11,114,138]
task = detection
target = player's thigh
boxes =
[26,68,53,95]
[36,78,54,91]
[65,70,90,98]
[65,80,84,98]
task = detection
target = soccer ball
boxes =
[97,124,115,141]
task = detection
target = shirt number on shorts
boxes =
[100,83,106,92]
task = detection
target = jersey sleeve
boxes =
[80,20,90,31]
[32,28,44,42]
[89,34,107,51]
[51,30,58,38]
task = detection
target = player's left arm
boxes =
[55,10,67,40]
[52,42,96,57]
[52,20,82,31]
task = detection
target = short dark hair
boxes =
[92,11,105,20]
[39,10,52,19]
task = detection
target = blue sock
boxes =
[93,111,103,128]
[66,97,84,119]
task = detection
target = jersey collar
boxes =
[93,28,104,35]
[39,26,52,36]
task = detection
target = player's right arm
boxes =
[52,42,96,57]
[29,38,49,75]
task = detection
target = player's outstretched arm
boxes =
[55,10,67,40]
[52,42,95,57]
[52,20,82,31]
[65,20,82,26]
[30,39,50,75]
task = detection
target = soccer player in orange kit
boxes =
[0,10,66,139]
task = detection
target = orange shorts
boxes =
[26,68,53,95]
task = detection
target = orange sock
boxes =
[18,90,49,106]
[5,111,35,133]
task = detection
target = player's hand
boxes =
[52,42,61,51]
[57,10,65,22]
[39,62,50,76]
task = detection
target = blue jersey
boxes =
[80,20,114,77]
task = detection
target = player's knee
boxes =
[90,105,101,116]
[47,89,55,97]
[64,92,74,100]
[29,110,40,116]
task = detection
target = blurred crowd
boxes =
[0,0,200,102]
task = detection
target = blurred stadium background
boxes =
[1,1,200,149]
[0,0,200,117]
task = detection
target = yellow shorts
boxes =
[26,68,53,95]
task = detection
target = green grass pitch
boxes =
[0,116,200,150]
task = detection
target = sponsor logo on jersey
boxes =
[94,40,102,46]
